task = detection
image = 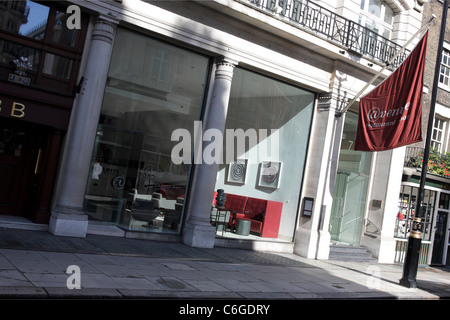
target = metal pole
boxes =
[338,16,436,116]
[399,0,448,289]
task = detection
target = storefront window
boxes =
[211,68,315,241]
[84,28,210,234]
[396,185,435,241]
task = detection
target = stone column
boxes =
[49,15,118,237]
[293,92,344,259]
[182,57,236,248]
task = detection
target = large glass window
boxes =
[84,28,210,234]
[211,68,315,241]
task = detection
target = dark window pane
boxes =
[42,53,73,79]
[0,39,40,71]
[51,11,79,47]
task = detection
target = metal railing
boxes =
[404,147,450,178]
[236,0,409,67]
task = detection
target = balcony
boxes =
[236,0,409,68]
[404,147,450,179]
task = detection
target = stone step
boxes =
[329,244,377,262]
[329,244,367,253]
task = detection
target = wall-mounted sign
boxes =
[0,100,26,118]
[8,74,31,86]
[9,57,32,86]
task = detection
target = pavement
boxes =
[0,227,449,303]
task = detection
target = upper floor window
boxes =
[0,1,88,94]
[431,117,447,153]
[359,0,394,39]
[439,47,450,90]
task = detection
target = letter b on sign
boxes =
[66,265,81,290]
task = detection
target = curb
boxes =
[0,286,446,300]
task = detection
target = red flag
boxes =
[355,31,428,152]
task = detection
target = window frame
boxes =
[359,0,394,40]
[438,42,450,91]
[0,1,88,94]
[431,117,447,153]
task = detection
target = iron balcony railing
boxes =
[236,0,409,68]
[404,147,450,178]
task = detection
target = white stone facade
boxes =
[49,0,424,262]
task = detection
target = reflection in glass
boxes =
[51,11,79,47]
[0,1,50,40]
[84,28,210,234]
[42,53,73,79]
[0,39,40,71]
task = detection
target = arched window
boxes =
[359,0,394,39]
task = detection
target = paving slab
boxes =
[45,287,123,299]
[0,229,448,301]
[0,286,48,298]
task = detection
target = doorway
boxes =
[0,118,48,218]
[330,170,369,245]
[330,112,372,246]
[431,211,449,265]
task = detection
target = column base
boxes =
[182,221,216,249]
[49,206,88,238]
[399,277,417,289]
[293,227,317,259]
[316,229,331,260]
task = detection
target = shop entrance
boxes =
[330,170,367,245]
[431,211,449,265]
[330,112,372,246]
[0,118,48,218]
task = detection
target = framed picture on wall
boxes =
[258,161,281,189]
[227,159,248,185]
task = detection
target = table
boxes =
[214,207,229,236]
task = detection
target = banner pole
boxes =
[399,0,448,288]
[337,16,436,117]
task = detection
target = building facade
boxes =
[399,0,450,267]
[0,0,433,263]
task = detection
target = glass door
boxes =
[330,112,372,246]
[431,211,449,265]
[330,169,370,245]
[330,170,349,242]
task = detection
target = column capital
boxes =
[92,14,119,44]
[317,91,347,114]
[215,56,238,67]
[214,56,237,81]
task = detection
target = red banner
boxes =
[355,31,428,152]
